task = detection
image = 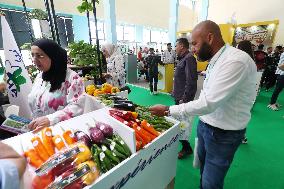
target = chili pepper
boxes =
[31,136,50,162]
[63,130,77,145]
[24,148,44,168]
[52,135,66,151]
[41,127,55,156]
[109,109,133,120]
[131,112,138,119]
[110,114,131,127]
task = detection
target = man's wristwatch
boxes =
[164,106,170,116]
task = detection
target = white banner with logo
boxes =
[1,16,32,118]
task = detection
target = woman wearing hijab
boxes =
[28,39,85,132]
[101,43,126,89]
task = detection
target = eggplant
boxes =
[113,103,136,112]
[89,127,105,144]
[109,96,126,100]
[74,130,92,148]
[95,122,113,138]
[113,100,133,104]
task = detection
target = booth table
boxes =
[2,95,180,189]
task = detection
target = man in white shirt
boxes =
[162,43,176,64]
[149,20,257,189]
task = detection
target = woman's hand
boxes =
[28,116,50,133]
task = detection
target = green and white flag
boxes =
[1,15,32,118]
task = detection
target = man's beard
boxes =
[197,42,213,62]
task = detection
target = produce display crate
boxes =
[3,108,180,189]
[83,91,128,113]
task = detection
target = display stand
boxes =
[83,90,128,113]
[3,107,180,189]
[158,64,174,93]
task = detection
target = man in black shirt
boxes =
[173,38,197,159]
[145,48,162,95]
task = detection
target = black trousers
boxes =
[149,74,158,92]
[260,69,277,90]
[270,75,284,104]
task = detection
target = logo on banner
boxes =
[6,49,27,97]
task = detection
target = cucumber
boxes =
[91,145,101,172]
[102,145,120,165]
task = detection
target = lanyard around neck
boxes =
[205,45,227,83]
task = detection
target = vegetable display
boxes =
[22,120,132,189]
[109,106,174,151]
[85,83,120,96]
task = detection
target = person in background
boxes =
[101,43,126,88]
[237,40,254,59]
[155,49,161,55]
[260,46,278,90]
[0,141,26,189]
[28,39,86,133]
[273,46,283,70]
[162,43,176,64]
[137,47,143,61]
[267,51,284,111]
[267,46,273,54]
[145,48,162,95]
[173,38,197,159]
[254,44,267,71]
[149,20,257,189]
[142,47,149,59]
[237,40,255,144]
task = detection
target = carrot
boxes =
[41,127,55,156]
[24,149,44,168]
[133,123,151,144]
[141,120,160,137]
[62,130,77,145]
[135,132,146,147]
[136,125,156,141]
[136,140,142,151]
[31,136,50,162]
[52,135,66,151]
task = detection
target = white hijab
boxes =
[101,43,122,61]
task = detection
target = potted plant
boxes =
[28,9,48,20]
[68,40,103,84]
